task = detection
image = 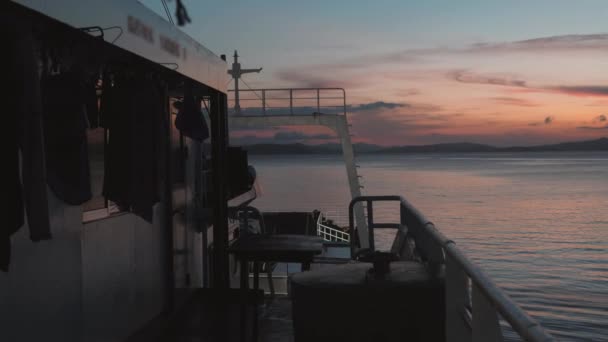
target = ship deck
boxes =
[126,250,350,342]
[259,296,295,342]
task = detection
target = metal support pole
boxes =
[234,74,240,114]
[211,91,230,288]
[228,50,262,116]
[316,89,320,112]
[289,89,293,115]
[262,90,266,115]
[335,117,369,248]
[367,201,374,251]
[163,85,175,312]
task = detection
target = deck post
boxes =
[211,90,230,288]
[472,284,504,342]
[163,84,175,312]
[334,116,369,248]
[445,254,472,342]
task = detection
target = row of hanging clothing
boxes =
[1,15,210,271]
[3,12,51,272]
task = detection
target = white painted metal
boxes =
[317,214,350,242]
[1,174,207,342]
[228,88,346,116]
[0,192,83,341]
[230,113,368,247]
[0,2,232,341]
[10,0,228,92]
[440,238,554,342]
[2,133,205,342]
[81,206,166,341]
[229,91,369,248]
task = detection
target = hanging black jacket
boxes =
[1,14,52,272]
[42,71,92,205]
[129,77,163,221]
[175,81,209,142]
[101,75,163,222]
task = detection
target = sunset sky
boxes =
[143,0,608,146]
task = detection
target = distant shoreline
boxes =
[240,137,608,155]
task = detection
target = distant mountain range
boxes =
[241,137,608,154]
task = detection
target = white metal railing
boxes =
[228,87,347,116]
[316,213,350,242]
[349,196,555,342]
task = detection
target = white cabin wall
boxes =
[0,195,169,342]
[82,205,166,342]
[184,139,206,288]
[0,190,83,342]
[172,138,209,290]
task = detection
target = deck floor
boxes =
[259,296,294,342]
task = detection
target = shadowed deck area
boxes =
[259,296,294,342]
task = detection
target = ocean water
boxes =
[249,152,608,341]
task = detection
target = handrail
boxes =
[228,87,347,116]
[317,212,350,242]
[349,195,555,342]
[229,87,346,93]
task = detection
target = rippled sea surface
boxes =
[250,152,608,341]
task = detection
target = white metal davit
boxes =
[226,53,369,247]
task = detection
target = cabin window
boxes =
[82,127,105,212]
[81,126,124,222]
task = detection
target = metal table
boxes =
[228,234,324,342]
[229,234,324,290]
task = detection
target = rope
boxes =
[161,0,174,25]
[240,77,263,101]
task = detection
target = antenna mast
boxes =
[227,50,262,115]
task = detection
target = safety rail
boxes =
[349,196,555,342]
[228,87,347,116]
[316,213,350,242]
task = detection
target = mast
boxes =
[227,50,262,115]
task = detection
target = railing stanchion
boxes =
[472,284,504,342]
[446,254,472,342]
[317,89,320,112]
[262,89,266,115]
[289,89,293,115]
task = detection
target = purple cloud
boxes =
[448,70,608,98]
[467,34,608,53]
[576,114,608,130]
[594,114,607,123]
[576,124,608,130]
[273,131,335,141]
[528,116,555,126]
[275,70,359,88]
[230,130,336,145]
[351,101,409,112]
[289,34,608,75]
[548,86,608,97]
[490,97,539,107]
[447,70,527,87]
